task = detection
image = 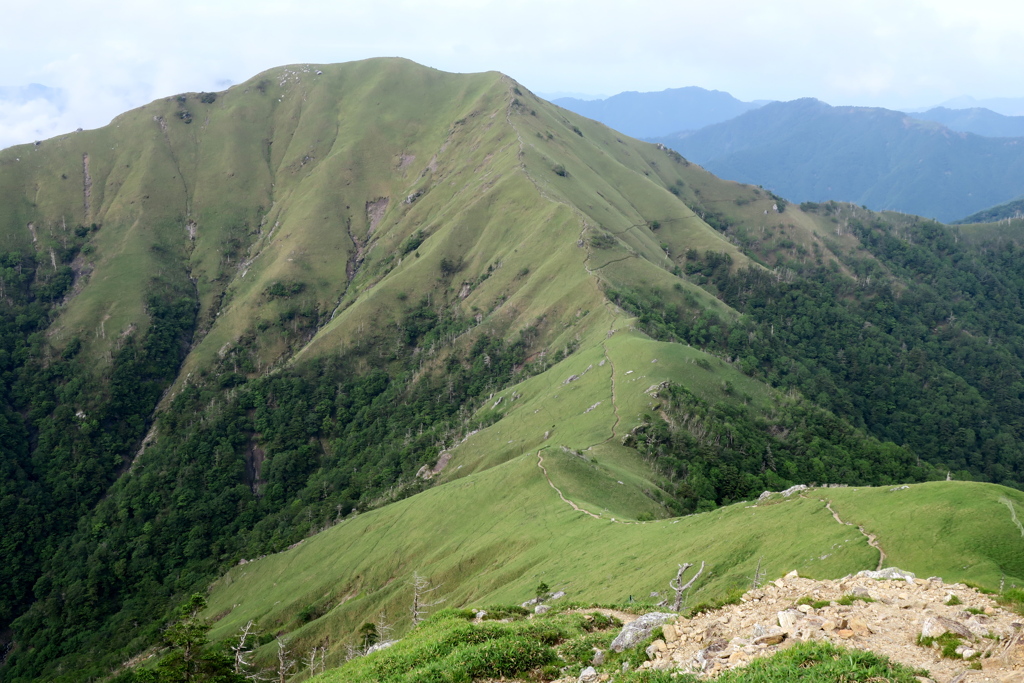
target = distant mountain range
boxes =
[554,88,1024,222]
[552,86,764,138]
[913,106,1024,138]
[649,98,1024,222]
[936,95,1024,117]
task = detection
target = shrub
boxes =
[917,632,969,659]
[480,605,530,621]
[265,281,306,298]
[439,257,462,276]
[402,230,426,255]
[552,164,568,177]
[836,594,875,606]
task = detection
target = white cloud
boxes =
[2,0,1024,149]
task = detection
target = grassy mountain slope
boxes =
[4,59,1024,682]
[652,98,1024,222]
[201,472,1024,674]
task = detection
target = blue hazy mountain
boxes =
[912,107,1024,138]
[552,86,764,138]
[652,98,1024,222]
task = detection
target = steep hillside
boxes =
[3,59,1024,682]
[652,98,1024,221]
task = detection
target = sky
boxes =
[2,0,1024,150]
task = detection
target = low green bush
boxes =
[617,641,926,682]
[836,593,875,606]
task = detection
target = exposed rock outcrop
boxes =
[571,571,1022,682]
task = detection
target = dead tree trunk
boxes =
[275,638,295,683]
[670,561,705,612]
[231,620,257,674]
[410,572,445,627]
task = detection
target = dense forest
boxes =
[611,215,1024,489]
[1,287,542,680]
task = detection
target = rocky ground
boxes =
[570,569,1024,683]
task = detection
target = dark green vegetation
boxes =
[2,58,1024,682]
[956,197,1024,224]
[652,98,1024,221]
[0,247,195,639]
[627,382,928,513]
[314,608,620,683]
[613,212,1024,489]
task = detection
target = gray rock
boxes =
[696,638,729,670]
[475,610,487,619]
[610,612,676,652]
[592,648,605,666]
[550,590,566,600]
[535,604,551,615]
[578,666,599,683]
[921,616,973,640]
[777,609,803,632]
[856,567,916,583]
[851,585,875,599]
[365,639,398,654]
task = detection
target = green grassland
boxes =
[202,463,1024,673]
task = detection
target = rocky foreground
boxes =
[572,569,1024,683]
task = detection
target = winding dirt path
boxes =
[599,343,622,444]
[537,450,601,519]
[999,497,1024,537]
[823,499,886,571]
[535,450,641,525]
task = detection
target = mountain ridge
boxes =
[2,58,1024,682]
[553,86,763,138]
[652,98,1024,221]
